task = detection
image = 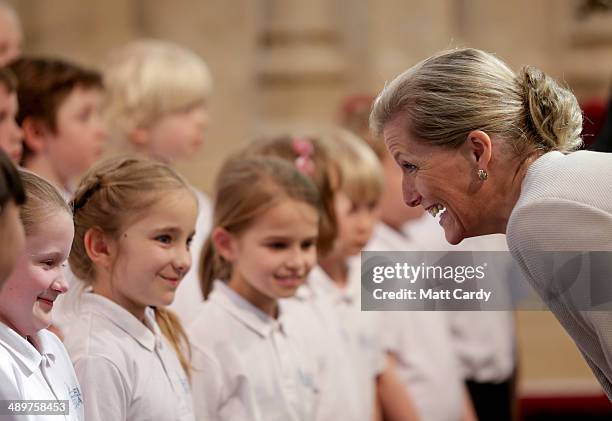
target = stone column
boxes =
[257,0,347,128]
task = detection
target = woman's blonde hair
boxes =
[18,169,70,235]
[69,155,196,378]
[370,48,583,156]
[241,132,340,257]
[321,128,383,206]
[103,39,212,136]
[200,156,321,299]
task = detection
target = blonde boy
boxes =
[103,39,213,323]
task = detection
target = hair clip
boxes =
[292,137,315,176]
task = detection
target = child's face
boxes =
[0,10,22,66]
[0,210,72,336]
[0,200,25,284]
[103,189,198,319]
[47,86,107,184]
[225,199,318,314]
[0,87,23,163]
[141,102,208,164]
[332,192,380,258]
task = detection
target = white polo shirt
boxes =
[170,188,212,324]
[307,264,386,421]
[401,215,516,383]
[282,284,366,421]
[62,292,195,421]
[367,222,466,421]
[0,323,84,421]
[188,281,319,421]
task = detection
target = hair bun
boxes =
[519,65,583,153]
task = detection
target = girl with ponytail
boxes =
[63,156,198,421]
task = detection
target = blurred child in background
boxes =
[103,39,213,324]
[0,1,22,66]
[9,57,107,196]
[0,67,22,163]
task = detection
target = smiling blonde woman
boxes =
[370,47,612,399]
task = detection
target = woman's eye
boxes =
[301,240,315,250]
[267,242,287,250]
[155,235,172,244]
[186,236,194,249]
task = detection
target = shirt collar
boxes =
[307,265,360,306]
[79,291,158,351]
[0,323,51,375]
[209,280,285,338]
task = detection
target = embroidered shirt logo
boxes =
[67,385,83,409]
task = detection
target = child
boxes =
[9,57,107,196]
[0,2,22,65]
[63,156,198,421]
[103,39,213,324]
[190,156,321,421]
[0,67,22,163]
[311,129,420,421]
[0,169,83,420]
[245,132,417,421]
[0,149,24,284]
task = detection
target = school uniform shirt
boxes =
[170,189,213,324]
[188,280,319,421]
[0,323,84,421]
[62,291,195,421]
[307,264,386,421]
[282,283,366,421]
[401,215,516,384]
[366,222,466,421]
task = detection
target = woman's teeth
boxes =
[428,204,446,218]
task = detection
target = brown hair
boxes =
[18,169,70,234]
[8,57,103,161]
[200,156,321,299]
[69,155,195,377]
[370,48,583,157]
[0,149,24,209]
[0,67,16,92]
[241,134,338,257]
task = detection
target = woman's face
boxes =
[383,116,483,245]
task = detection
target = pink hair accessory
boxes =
[292,137,315,175]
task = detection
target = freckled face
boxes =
[383,116,480,245]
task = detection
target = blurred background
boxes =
[7,0,612,417]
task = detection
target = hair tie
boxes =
[292,137,315,176]
[71,175,103,213]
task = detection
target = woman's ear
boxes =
[21,117,51,155]
[465,130,492,168]
[211,227,236,262]
[84,227,116,270]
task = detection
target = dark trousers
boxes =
[466,377,515,421]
